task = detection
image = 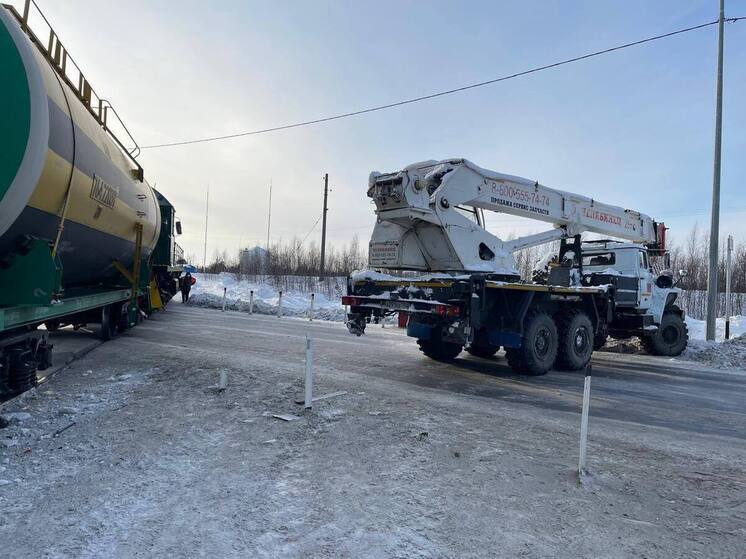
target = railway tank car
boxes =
[1,2,183,399]
[0,5,160,287]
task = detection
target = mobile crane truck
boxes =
[342,158,687,375]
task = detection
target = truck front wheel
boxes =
[505,310,558,376]
[555,309,594,370]
[641,307,688,356]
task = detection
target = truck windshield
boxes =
[582,252,616,267]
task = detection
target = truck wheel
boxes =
[641,307,688,356]
[555,310,594,370]
[505,310,558,376]
[465,344,500,359]
[418,337,462,361]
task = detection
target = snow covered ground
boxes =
[187,273,346,321]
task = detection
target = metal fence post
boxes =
[278,290,283,318]
[221,287,227,312]
[304,336,313,409]
[309,293,315,322]
[249,290,254,315]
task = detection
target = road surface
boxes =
[1,303,744,558]
[168,304,746,441]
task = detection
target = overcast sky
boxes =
[15,0,746,265]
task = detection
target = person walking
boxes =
[180,272,194,303]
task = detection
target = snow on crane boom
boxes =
[367,158,665,275]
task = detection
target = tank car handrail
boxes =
[100,100,142,159]
[2,0,144,180]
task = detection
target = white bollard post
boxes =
[218,369,228,392]
[578,365,592,478]
[304,336,313,409]
[249,290,254,315]
[221,287,227,312]
[278,290,283,318]
[309,293,315,322]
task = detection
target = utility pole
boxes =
[203,185,209,272]
[319,173,329,280]
[725,234,733,339]
[706,0,725,341]
[266,178,273,250]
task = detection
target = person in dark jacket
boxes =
[180,272,194,303]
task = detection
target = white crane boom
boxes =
[367,158,664,274]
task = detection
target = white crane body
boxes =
[345,158,687,374]
[367,158,661,275]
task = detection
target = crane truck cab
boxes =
[580,241,657,310]
[575,240,688,356]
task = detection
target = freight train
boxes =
[0,2,184,397]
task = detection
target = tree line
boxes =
[201,236,366,278]
[198,225,744,294]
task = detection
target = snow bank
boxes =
[685,315,746,342]
[187,273,346,321]
[602,315,746,370]
[681,316,746,369]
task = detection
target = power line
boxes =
[300,214,323,245]
[141,18,744,150]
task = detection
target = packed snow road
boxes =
[1,303,745,558]
[183,304,745,441]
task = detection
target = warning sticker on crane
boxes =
[370,242,399,265]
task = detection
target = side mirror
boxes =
[175,221,182,235]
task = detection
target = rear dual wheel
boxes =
[466,329,500,359]
[417,330,462,361]
[555,310,594,371]
[505,311,558,376]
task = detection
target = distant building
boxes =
[240,246,270,274]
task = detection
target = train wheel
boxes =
[99,305,119,341]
